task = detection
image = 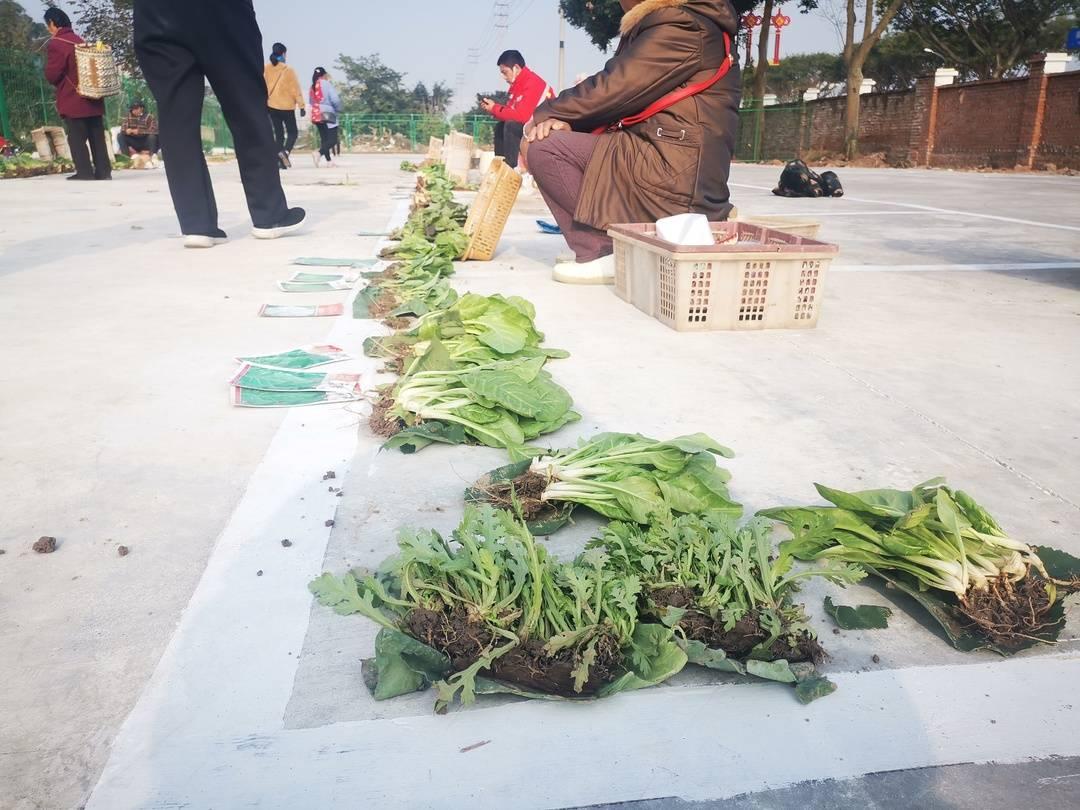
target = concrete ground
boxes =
[0,156,1078,809]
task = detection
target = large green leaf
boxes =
[600,475,667,524]
[365,629,452,701]
[660,433,736,459]
[474,308,531,355]
[353,285,385,319]
[823,596,892,630]
[383,421,467,454]
[596,623,688,697]
[815,484,914,518]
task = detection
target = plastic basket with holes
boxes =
[441,131,475,185]
[461,157,522,261]
[608,222,839,331]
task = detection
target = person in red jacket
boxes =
[481,50,552,170]
[43,8,111,181]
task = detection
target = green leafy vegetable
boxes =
[760,479,1080,654]
[823,596,892,630]
[472,433,742,529]
[310,506,687,710]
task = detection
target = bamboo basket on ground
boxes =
[461,157,522,261]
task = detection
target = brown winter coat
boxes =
[532,0,741,229]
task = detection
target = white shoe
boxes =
[184,230,228,249]
[552,254,615,285]
[252,207,307,240]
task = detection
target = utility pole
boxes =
[557,5,566,92]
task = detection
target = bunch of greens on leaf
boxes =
[308,505,687,709]
[364,292,569,375]
[594,513,863,686]
[382,164,469,261]
[472,433,742,529]
[377,351,580,456]
[355,252,458,321]
[759,479,1080,654]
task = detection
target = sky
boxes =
[17,0,843,112]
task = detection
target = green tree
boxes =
[558,0,624,50]
[45,0,139,77]
[763,52,846,100]
[863,31,940,90]
[0,0,47,50]
[463,89,509,119]
[893,0,1080,80]
[334,53,414,114]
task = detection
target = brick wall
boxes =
[930,79,1029,168]
[1036,71,1080,169]
[751,55,1080,170]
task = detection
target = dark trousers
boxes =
[315,122,338,161]
[494,120,523,169]
[133,0,289,234]
[268,108,297,153]
[63,116,112,179]
[528,132,613,263]
[118,132,160,155]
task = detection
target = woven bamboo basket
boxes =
[461,157,522,261]
[74,43,121,99]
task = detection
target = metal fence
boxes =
[336,114,494,153]
[0,47,233,152]
[735,102,816,163]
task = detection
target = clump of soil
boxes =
[406,606,621,697]
[652,586,824,664]
[117,545,130,557]
[956,573,1058,650]
[368,289,402,320]
[475,471,549,520]
[33,536,57,554]
[382,315,412,330]
[368,390,405,438]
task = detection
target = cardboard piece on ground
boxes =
[229,364,361,396]
[236,345,351,371]
[230,388,360,408]
[277,281,355,293]
[258,304,344,318]
[292,257,379,268]
[289,272,360,284]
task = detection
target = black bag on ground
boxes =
[772,160,843,198]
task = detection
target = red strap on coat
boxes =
[591,31,733,134]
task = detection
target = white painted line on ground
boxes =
[750,211,941,217]
[87,655,1080,809]
[834,261,1080,273]
[86,201,410,804]
[730,182,1080,232]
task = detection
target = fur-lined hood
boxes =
[620,0,735,36]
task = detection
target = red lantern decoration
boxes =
[740,13,762,69]
[770,11,792,66]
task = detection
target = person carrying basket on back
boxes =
[43,7,112,181]
[523,0,743,283]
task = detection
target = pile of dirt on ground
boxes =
[368,390,404,438]
[651,586,824,664]
[406,606,622,697]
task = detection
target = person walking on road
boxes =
[264,42,305,169]
[133,0,306,248]
[43,8,112,182]
[309,67,341,168]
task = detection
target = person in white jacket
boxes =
[309,67,342,167]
